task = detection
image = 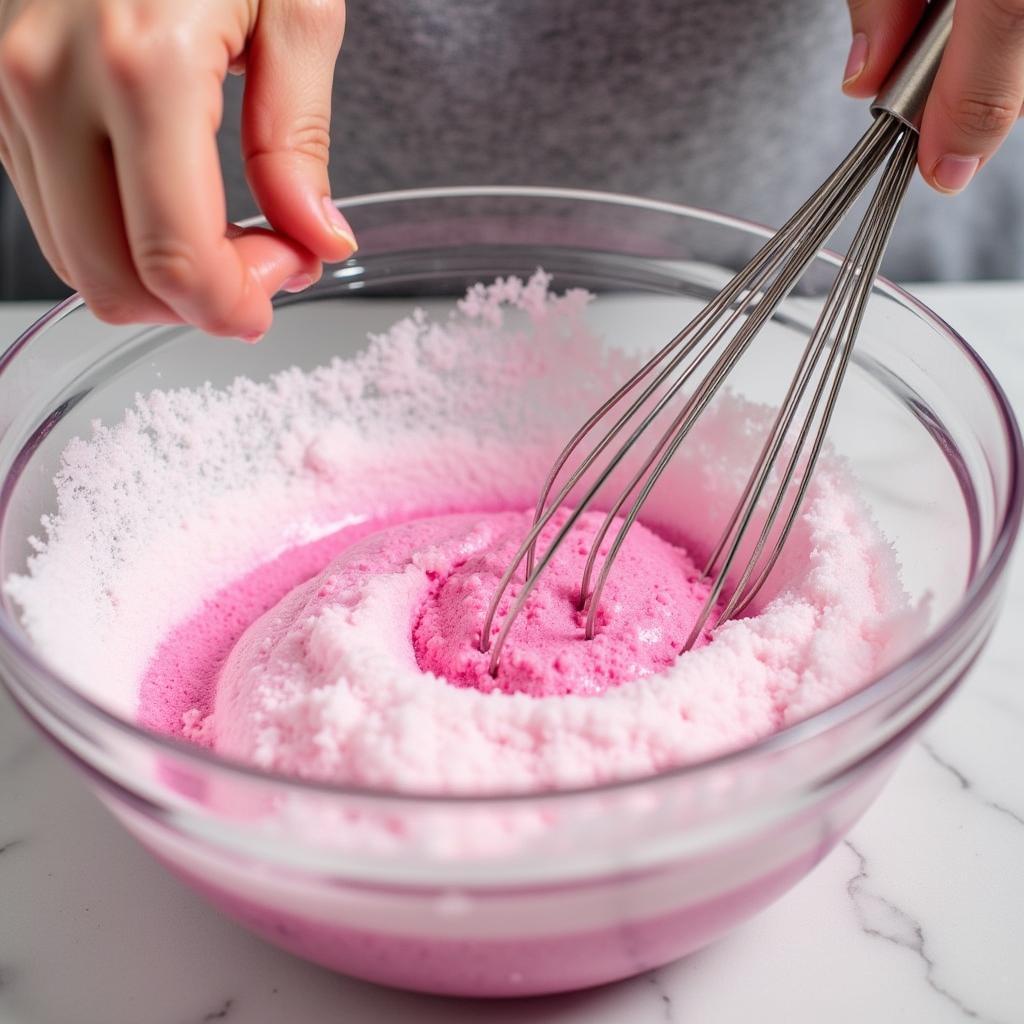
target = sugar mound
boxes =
[411,510,717,697]
[5,272,922,793]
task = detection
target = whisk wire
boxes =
[482,110,927,675]
[480,120,900,664]
[577,123,906,636]
[521,116,897,584]
[578,196,854,638]
[725,130,920,620]
[721,130,919,621]
[702,129,917,590]
[684,128,919,645]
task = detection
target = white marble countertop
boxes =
[0,284,1022,1024]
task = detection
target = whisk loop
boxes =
[480,1,954,676]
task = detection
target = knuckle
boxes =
[134,238,245,334]
[98,7,190,85]
[983,0,1024,35]
[133,238,199,298]
[945,90,1019,138]
[193,302,243,337]
[85,295,138,325]
[199,314,239,337]
[287,111,331,163]
[0,16,51,93]
[189,286,240,335]
[100,45,145,88]
[97,14,148,84]
[78,277,147,323]
[246,111,331,166]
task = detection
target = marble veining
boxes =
[0,284,1021,1023]
[973,690,1024,724]
[842,840,996,1024]
[645,971,675,1023]
[200,998,235,1022]
[920,741,1024,829]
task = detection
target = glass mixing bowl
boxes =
[0,188,1019,998]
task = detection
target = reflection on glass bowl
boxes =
[0,188,1019,997]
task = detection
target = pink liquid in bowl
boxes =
[109,751,894,997]
[5,273,923,997]
[129,506,902,996]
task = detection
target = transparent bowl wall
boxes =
[0,189,1019,997]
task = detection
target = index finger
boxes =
[104,42,315,338]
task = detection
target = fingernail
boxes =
[843,32,869,87]
[932,154,980,195]
[280,273,314,294]
[321,197,358,250]
[239,331,264,344]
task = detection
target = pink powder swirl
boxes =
[413,508,715,697]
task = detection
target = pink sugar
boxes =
[137,517,389,742]
[205,497,905,794]
[140,507,722,775]
[7,272,918,796]
[413,508,716,696]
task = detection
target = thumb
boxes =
[241,0,356,263]
[918,0,1024,195]
[841,0,927,98]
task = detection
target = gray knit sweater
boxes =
[2,0,1021,298]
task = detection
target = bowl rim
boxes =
[1,184,1021,807]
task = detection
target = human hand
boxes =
[842,0,1024,194]
[0,0,355,340]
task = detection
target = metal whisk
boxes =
[481,0,955,675]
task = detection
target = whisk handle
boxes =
[871,0,956,129]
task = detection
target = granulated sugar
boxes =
[5,273,920,794]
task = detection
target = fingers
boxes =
[242,0,357,263]
[0,2,320,336]
[103,26,319,338]
[230,224,325,299]
[0,120,71,287]
[20,113,182,323]
[918,0,1024,193]
[0,7,71,284]
[842,0,928,97]
[843,0,1024,195]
